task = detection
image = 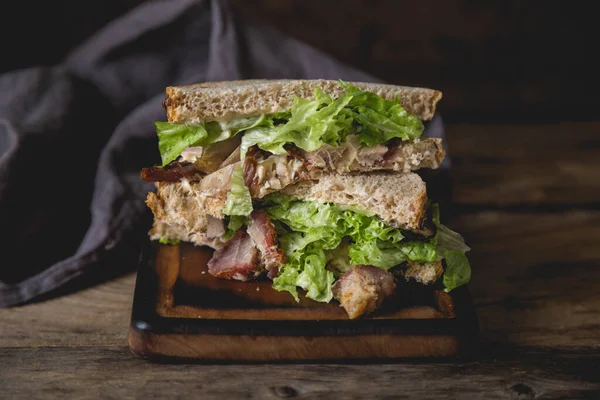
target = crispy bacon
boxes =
[242,146,271,196]
[332,265,396,319]
[247,211,286,278]
[140,161,200,182]
[243,149,258,193]
[207,230,262,281]
[284,144,313,166]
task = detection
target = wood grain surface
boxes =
[1,121,599,397]
[447,122,600,206]
[1,347,599,399]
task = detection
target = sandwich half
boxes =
[142,79,471,319]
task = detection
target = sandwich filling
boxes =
[143,80,472,318]
[155,82,424,168]
[253,196,470,302]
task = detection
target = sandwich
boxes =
[141,79,472,319]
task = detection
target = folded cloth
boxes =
[0,0,444,307]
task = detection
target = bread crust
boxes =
[164,79,442,123]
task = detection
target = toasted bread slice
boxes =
[164,79,442,123]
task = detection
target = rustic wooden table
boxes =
[1,122,599,399]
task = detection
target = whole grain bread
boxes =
[164,79,442,123]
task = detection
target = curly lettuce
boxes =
[241,82,424,158]
[223,166,253,217]
[158,237,180,245]
[156,116,266,166]
[264,196,471,302]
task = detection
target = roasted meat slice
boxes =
[206,215,226,239]
[403,260,443,285]
[207,230,262,281]
[332,265,396,319]
[247,211,286,278]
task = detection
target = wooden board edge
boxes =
[128,323,464,361]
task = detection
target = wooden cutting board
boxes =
[128,242,478,361]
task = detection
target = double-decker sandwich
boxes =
[141,80,471,319]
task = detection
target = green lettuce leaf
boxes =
[241,81,424,158]
[348,236,437,269]
[341,82,424,144]
[272,263,301,302]
[442,250,472,292]
[348,240,406,270]
[298,257,336,302]
[437,225,471,255]
[265,195,417,301]
[325,239,352,274]
[156,122,209,166]
[156,116,266,166]
[273,242,336,302]
[240,89,354,158]
[223,166,253,216]
[429,204,472,292]
[158,237,180,245]
[224,215,247,240]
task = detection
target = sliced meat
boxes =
[247,210,286,278]
[140,161,201,182]
[332,265,396,319]
[382,137,445,171]
[243,146,260,190]
[291,135,387,172]
[289,135,444,173]
[243,146,312,198]
[206,216,226,239]
[207,230,262,281]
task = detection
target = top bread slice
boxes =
[164,79,442,123]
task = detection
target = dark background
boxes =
[2,2,600,393]
[1,0,597,123]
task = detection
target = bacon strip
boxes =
[243,149,259,192]
[207,230,262,281]
[247,211,286,278]
[140,161,200,182]
[243,146,272,196]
